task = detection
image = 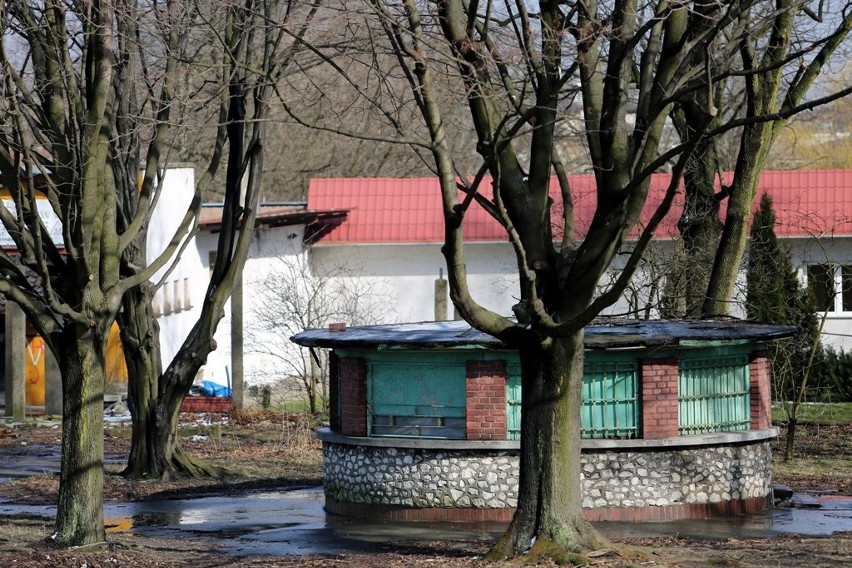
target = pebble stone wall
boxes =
[322,440,773,513]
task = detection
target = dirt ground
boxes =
[1,412,851,567]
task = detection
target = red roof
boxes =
[307,170,852,244]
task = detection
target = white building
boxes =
[162,169,852,390]
[304,171,852,351]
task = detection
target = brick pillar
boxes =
[641,357,680,439]
[339,357,367,436]
[465,360,507,440]
[749,351,772,430]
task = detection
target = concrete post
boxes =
[434,268,448,321]
[44,345,62,417]
[230,273,244,410]
[4,301,26,420]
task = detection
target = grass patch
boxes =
[772,422,852,493]
[771,402,852,424]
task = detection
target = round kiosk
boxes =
[291,319,795,522]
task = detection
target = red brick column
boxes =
[339,357,367,436]
[641,357,680,439]
[749,351,772,430]
[466,360,507,440]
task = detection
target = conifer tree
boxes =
[746,193,822,459]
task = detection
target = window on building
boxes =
[807,264,836,312]
[843,266,852,312]
[678,355,750,435]
[368,359,466,439]
[806,263,852,313]
[507,356,638,441]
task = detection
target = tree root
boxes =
[169,446,232,479]
[486,517,611,563]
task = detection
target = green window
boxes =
[368,358,466,439]
[507,362,521,440]
[506,357,638,440]
[581,359,639,439]
[678,355,750,435]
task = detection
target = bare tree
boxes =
[119,0,323,480]
[0,0,206,546]
[247,254,387,413]
[671,2,852,317]
[292,0,851,560]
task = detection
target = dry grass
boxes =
[0,409,323,505]
[772,422,852,494]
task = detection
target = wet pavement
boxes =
[0,444,127,484]
[2,486,852,557]
[2,426,851,556]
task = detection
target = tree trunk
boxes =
[54,325,108,547]
[488,331,607,560]
[703,154,766,316]
[148,321,229,479]
[679,143,724,317]
[121,285,163,479]
[784,416,797,462]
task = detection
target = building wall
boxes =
[309,242,656,324]
[310,242,518,323]
[788,236,852,351]
[177,207,852,391]
[146,166,209,374]
[311,237,852,352]
[197,223,307,387]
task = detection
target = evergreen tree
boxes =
[746,193,822,459]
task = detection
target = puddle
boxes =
[0,444,126,483]
[1,487,501,556]
[595,494,852,540]
[2,487,851,557]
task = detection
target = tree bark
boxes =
[784,417,797,462]
[149,319,229,479]
[120,284,163,479]
[54,324,109,547]
[703,129,772,316]
[489,331,607,559]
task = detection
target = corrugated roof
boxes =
[753,170,852,239]
[307,170,852,244]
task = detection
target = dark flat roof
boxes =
[290,319,797,350]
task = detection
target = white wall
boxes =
[196,223,307,387]
[310,242,521,322]
[146,166,209,374]
[788,237,852,352]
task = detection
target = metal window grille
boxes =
[678,355,750,435]
[507,366,521,440]
[581,360,639,439]
[506,359,638,440]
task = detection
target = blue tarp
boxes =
[196,381,231,398]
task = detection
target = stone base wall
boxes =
[322,438,774,521]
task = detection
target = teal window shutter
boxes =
[678,355,750,435]
[368,356,466,439]
[506,357,638,440]
[581,359,639,439]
